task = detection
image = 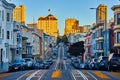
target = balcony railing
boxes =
[114,43,120,47]
[114,25,120,30]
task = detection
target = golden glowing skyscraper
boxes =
[37,14,58,37]
[96,4,108,24]
[64,18,89,35]
[13,5,26,25]
[64,18,79,35]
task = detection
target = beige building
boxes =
[37,14,58,37]
[27,22,37,28]
[13,5,26,25]
[64,18,88,35]
[96,4,108,24]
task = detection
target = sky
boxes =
[7,0,120,35]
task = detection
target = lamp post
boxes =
[90,7,108,56]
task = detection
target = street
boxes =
[0,44,120,80]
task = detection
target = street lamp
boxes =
[90,7,108,56]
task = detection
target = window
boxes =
[0,26,1,38]
[7,31,10,39]
[117,13,120,25]
[2,10,4,21]
[6,13,10,22]
[117,32,120,43]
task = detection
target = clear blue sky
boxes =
[7,0,120,35]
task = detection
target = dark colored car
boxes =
[95,56,108,70]
[24,58,34,69]
[107,53,120,71]
[43,62,50,69]
[89,58,97,70]
[46,60,53,65]
[34,61,44,69]
[8,59,26,72]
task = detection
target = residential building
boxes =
[93,4,108,57]
[21,25,43,60]
[13,5,26,25]
[27,22,37,28]
[37,14,58,37]
[0,0,15,71]
[111,5,120,53]
[92,26,97,58]
[67,33,86,44]
[12,21,22,61]
[84,29,93,62]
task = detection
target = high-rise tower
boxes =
[37,14,58,37]
[13,5,26,25]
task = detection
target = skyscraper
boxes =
[13,5,26,25]
[96,4,108,24]
[37,14,58,37]
[64,18,88,35]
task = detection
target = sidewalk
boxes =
[0,70,7,74]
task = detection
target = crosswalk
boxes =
[71,70,120,80]
[16,70,47,80]
[0,70,120,80]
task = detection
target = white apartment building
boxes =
[0,0,15,71]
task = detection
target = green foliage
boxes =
[56,36,61,44]
[61,35,69,45]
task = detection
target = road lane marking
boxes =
[26,70,40,80]
[38,70,47,80]
[77,70,88,80]
[93,71,110,79]
[51,69,62,78]
[110,72,120,78]
[71,72,77,80]
[63,60,67,70]
[81,70,91,78]
[16,71,32,80]
[87,72,98,80]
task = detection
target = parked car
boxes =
[46,60,53,65]
[63,57,67,60]
[8,59,26,72]
[95,56,108,70]
[43,61,50,69]
[107,53,120,71]
[89,58,97,70]
[80,63,86,69]
[24,58,34,69]
[73,62,80,69]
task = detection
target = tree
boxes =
[61,35,69,45]
[56,36,61,44]
[68,41,85,61]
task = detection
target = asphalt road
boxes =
[0,43,120,80]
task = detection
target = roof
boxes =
[38,14,57,20]
[111,5,120,11]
